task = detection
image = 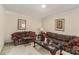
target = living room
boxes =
[0,3,79,55]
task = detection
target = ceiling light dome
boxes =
[41,4,46,8]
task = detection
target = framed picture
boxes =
[55,19,65,31]
[18,19,26,30]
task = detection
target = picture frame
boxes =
[18,19,26,30]
[55,19,65,31]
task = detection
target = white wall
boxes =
[5,7,79,43]
[43,8,79,36]
[0,5,5,53]
[4,11,42,43]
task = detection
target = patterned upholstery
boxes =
[11,31,36,45]
[46,32,77,42]
[46,32,79,54]
[68,37,79,47]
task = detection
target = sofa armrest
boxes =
[12,37,17,40]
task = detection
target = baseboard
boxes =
[4,42,13,45]
[0,42,4,54]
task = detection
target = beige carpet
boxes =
[1,43,72,55]
[1,43,51,55]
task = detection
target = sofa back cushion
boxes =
[20,32,26,37]
[46,32,77,42]
[62,35,77,42]
[46,32,57,39]
[29,31,35,37]
[25,32,30,36]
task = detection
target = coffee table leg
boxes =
[33,41,36,47]
[60,49,63,55]
[50,48,58,55]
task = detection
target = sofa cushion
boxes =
[29,31,35,37]
[46,32,57,39]
[56,34,63,40]
[12,32,21,39]
[46,32,78,42]
[20,32,25,37]
[25,32,30,36]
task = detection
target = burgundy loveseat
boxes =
[11,31,36,45]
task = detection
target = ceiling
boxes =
[3,4,79,19]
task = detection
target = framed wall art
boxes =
[18,19,26,30]
[55,19,65,31]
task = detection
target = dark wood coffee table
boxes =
[33,40,57,55]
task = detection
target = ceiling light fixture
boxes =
[41,4,46,8]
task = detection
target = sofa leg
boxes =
[14,41,19,46]
[50,48,58,55]
[33,42,36,47]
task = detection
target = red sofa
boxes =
[46,32,79,54]
[11,31,36,45]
